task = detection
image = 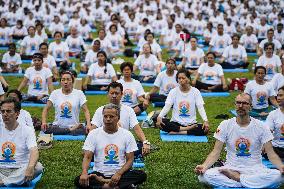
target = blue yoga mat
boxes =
[21,103,46,107]
[152,102,165,107]
[262,158,276,169]
[247,52,257,56]
[137,111,147,122]
[223,69,249,73]
[202,46,209,51]
[214,184,279,189]
[201,92,230,97]
[254,59,258,63]
[133,47,140,51]
[85,91,107,95]
[230,109,237,116]
[53,81,60,86]
[0,46,8,51]
[160,130,208,142]
[53,135,85,141]
[0,173,42,189]
[78,73,87,78]
[22,59,32,64]
[91,29,97,32]
[141,83,154,87]
[89,161,144,168]
[1,73,24,77]
[176,61,181,65]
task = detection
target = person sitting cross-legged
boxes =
[41,71,91,135]
[0,98,43,187]
[156,68,209,135]
[74,103,147,189]
[195,93,284,188]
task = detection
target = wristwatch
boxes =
[143,140,151,145]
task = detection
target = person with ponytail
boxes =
[83,51,117,91]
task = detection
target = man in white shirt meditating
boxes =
[195,93,284,188]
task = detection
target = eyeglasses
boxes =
[265,47,273,50]
[0,109,14,114]
[235,101,250,106]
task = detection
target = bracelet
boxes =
[143,140,150,145]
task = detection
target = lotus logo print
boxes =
[256,91,267,106]
[122,89,133,103]
[104,144,119,165]
[33,76,42,90]
[0,142,16,162]
[178,101,190,117]
[235,138,251,157]
[60,101,72,118]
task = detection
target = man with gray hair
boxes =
[75,103,147,188]
[195,93,284,188]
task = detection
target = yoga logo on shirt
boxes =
[111,40,117,47]
[266,64,274,75]
[122,89,133,103]
[256,91,267,106]
[164,83,176,94]
[178,101,190,117]
[60,101,72,118]
[218,40,224,48]
[71,41,78,50]
[190,56,198,66]
[55,49,62,59]
[204,71,216,81]
[30,42,36,51]
[141,62,153,71]
[0,142,16,163]
[33,76,43,90]
[231,54,239,62]
[104,144,119,165]
[95,72,110,79]
[235,138,251,157]
[0,33,4,40]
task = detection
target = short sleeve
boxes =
[265,112,275,131]
[134,56,141,67]
[46,68,53,78]
[79,91,87,107]
[259,121,274,145]
[136,82,145,97]
[195,89,205,106]
[26,128,37,149]
[244,82,251,94]
[87,64,95,76]
[91,107,103,127]
[16,54,22,65]
[198,64,205,74]
[125,131,138,153]
[48,90,56,104]
[24,68,31,79]
[217,65,224,76]
[154,72,162,87]
[83,131,96,152]
[222,47,229,58]
[165,88,175,106]
[107,64,116,77]
[128,108,139,129]
[213,120,228,143]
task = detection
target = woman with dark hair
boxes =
[20,26,43,59]
[172,29,191,61]
[146,58,178,103]
[156,68,209,135]
[17,53,54,103]
[81,40,101,74]
[256,42,282,81]
[0,18,12,46]
[42,71,91,135]
[6,89,33,128]
[118,62,149,115]
[134,43,160,83]
[244,66,279,119]
[10,20,28,40]
[48,31,71,70]
[83,51,117,91]
[105,24,125,58]
[1,43,22,73]
[35,22,48,42]
[192,52,228,92]
[139,32,162,61]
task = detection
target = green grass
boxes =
[2,45,279,189]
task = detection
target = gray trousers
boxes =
[0,162,43,186]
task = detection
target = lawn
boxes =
[1,43,270,189]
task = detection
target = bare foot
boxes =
[219,169,240,182]
[69,124,83,132]
[0,180,3,186]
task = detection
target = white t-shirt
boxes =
[271,73,284,94]
[222,45,247,65]
[209,34,232,54]
[18,109,34,128]
[79,24,92,40]
[183,48,205,68]
[139,42,162,56]
[49,89,87,128]
[134,54,159,76]
[259,39,282,53]
[214,117,273,168]
[256,24,271,39]
[105,33,122,51]
[154,70,178,96]
[165,87,205,126]
[84,50,98,66]
[244,80,276,109]
[21,35,43,55]
[83,127,138,176]
[65,35,85,53]
[0,27,11,45]
[266,108,284,148]
[198,63,224,85]
[87,63,116,85]
[2,52,22,69]
[256,55,281,80]
[24,67,53,96]
[42,55,56,70]
[49,22,64,36]
[239,34,258,50]
[0,124,37,168]
[91,104,138,130]
[49,42,69,62]
[10,26,28,37]
[92,37,112,54]
[118,79,145,107]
